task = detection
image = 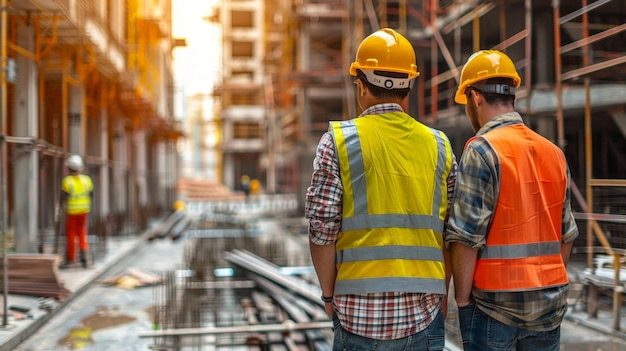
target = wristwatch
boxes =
[321,295,333,303]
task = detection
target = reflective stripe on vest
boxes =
[330,112,453,295]
[63,175,92,215]
[470,124,569,292]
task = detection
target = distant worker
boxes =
[173,200,186,212]
[445,50,579,350]
[306,28,457,350]
[241,175,251,200]
[60,154,94,268]
[249,178,261,196]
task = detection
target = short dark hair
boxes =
[470,77,516,107]
[356,69,411,100]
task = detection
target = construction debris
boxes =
[177,178,245,201]
[98,268,163,289]
[38,297,58,311]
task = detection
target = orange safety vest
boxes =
[470,124,569,292]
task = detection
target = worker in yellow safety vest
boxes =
[60,154,94,268]
[445,50,579,351]
[305,28,457,350]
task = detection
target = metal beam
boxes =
[138,320,334,337]
[560,22,626,54]
[574,212,626,224]
[559,0,613,25]
[561,55,626,81]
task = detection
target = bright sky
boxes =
[172,0,221,99]
[172,0,221,179]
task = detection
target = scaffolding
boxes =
[258,0,626,330]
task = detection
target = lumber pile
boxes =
[0,254,70,300]
[177,178,245,201]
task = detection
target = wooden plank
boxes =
[0,254,69,299]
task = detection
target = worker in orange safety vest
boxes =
[444,50,579,351]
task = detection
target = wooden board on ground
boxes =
[0,254,69,300]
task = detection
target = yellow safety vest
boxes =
[62,174,93,215]
[330,111,454,295]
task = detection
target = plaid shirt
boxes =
[305,103,458,340]
[444,112,579,331]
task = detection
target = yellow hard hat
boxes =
[349,28,419,89]
[455,50,521,105]
[173,200,185,211]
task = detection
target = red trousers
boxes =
[65,213,88,262]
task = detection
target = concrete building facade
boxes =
[1,0,183,255]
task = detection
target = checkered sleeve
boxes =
[561,164,579,243]
[444,137,497,249]
[305,132,343,245]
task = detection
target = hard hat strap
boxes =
[362,70,414,90]
[471,82,516,96]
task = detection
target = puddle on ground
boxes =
[57,306,136,349]
[57,327,93,350]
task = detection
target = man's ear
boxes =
[468,89,482,106]
[356,79,366,96]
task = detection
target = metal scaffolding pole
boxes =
[0,0,9,328]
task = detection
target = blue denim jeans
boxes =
[332,310,445,351]
[457,303,560,351]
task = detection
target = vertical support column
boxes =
[298,0,312,212]
[166,141,175,207]
[343,0,356,119]
[224,152,234,191]
[13,24,39,253]
[534,10,554,86]
[113,120,128,216]
[579,1,595,299]
[524,0,532,112]
[0,0,10,327]
[536,116,556,144]
[613,253,622,331]
[430,0,439,119]
[156,141,167,210]
[68,85,85,155]
[99,82,110,217]
[135,129,148,208]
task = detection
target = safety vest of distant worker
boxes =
[61,175,93,215]
[330,113,454,296]
[469,124,569,292]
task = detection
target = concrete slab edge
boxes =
[0,235,150,351]
[564,313,626,341]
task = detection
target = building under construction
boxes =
[0,0,624,345]
[0,0,183,256]
[213,0,626,328]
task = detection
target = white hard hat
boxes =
[65,154,84,171]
